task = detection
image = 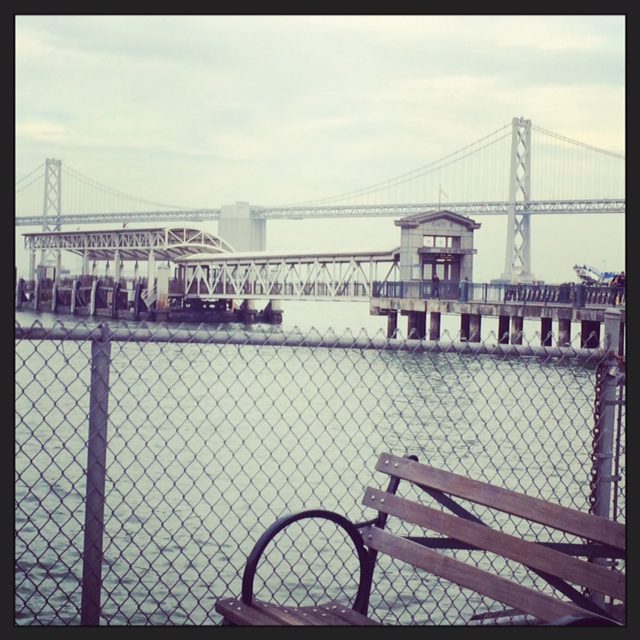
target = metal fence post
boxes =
[80,324,112,625]
[589,308,622,611]
[593,308,622,519]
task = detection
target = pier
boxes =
[17,217,625,350]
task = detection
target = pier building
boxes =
[16,215,625,349]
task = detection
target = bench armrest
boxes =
[241,509,372,613]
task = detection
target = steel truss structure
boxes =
[503,117,533,282]
[23,227,235,262]
[175,250,400,301]
[15,199,625,227]
[40,158,62,270]
[250,199,625,219]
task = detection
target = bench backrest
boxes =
[359,453,625,624]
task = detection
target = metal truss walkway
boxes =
[174,248,400,301]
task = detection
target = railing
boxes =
[373,281,626,307]
[16,275,627,310]
[15,317,625,625]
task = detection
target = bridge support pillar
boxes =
[428,312,441,341]
[263,300,283,324]
[114,250,121,284]
[219,202,266,252]
[33,276,41,311]
[89,279,97,316]
[460,314,470,342]
[133,282,143,320]
[147,250,156,288]
[155,265,170,321]
[71,280,78,315]
[469,314,482,342]
[240,299,258,324]
[29,249,37,282]
[407,311,426,339]
[386,310,398,338]
[558,318,572,346]
[51,281,58,313]
[55,250,62,283]
[498,315,509,344]
[581,320,601,349]
[15,278,23,310]
[510,316,523,345]
[111,283,120,319]
[541,317,552,347]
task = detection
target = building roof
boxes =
[22,227,235,261]
[394,209,481,230]
[175,247,401,264]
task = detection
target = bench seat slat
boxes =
[375,454,625,551]
[251,600,322,625]
[319,601,382,625]
[300,605,359,624]
[214,598,281,625]
[362,487,625,601]
[363,525,594,624]
[215,597,379,626]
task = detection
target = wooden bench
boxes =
[215,453,625,626]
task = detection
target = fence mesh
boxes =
[15,318,625,625]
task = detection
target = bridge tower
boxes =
[501,117,535,283]
[218,202,266,252]
[39,158,63,278]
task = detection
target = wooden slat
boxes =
[251,599,320,625]
[300,605,356,624]
[375,453,625,550]
[362,526,593,623]
[214,597,280,625]
[361,488,625,601]
[319,601,382,625]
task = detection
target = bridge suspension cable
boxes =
[15,163,46,193]
[14,118,625,225]
[530,124,624,202]
[531,125,625,159]
[278,122,513,208]
[62,164,193,211]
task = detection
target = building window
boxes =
[424,235,453,248]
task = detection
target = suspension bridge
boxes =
[16,117,624,283]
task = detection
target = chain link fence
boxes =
[15,316,625,625]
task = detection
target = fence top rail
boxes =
[15,320,607,362]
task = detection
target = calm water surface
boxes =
[15,305,615,625]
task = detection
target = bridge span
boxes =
[14,198,625,227]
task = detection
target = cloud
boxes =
[16,121,68,142]
[14,15,625,283]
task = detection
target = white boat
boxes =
[573,264,618,285]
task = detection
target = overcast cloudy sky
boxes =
[15,15,625,282]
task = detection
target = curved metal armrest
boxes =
[548,613,622,626]
[241,509,371,612]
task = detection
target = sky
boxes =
[14,15,626,283]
